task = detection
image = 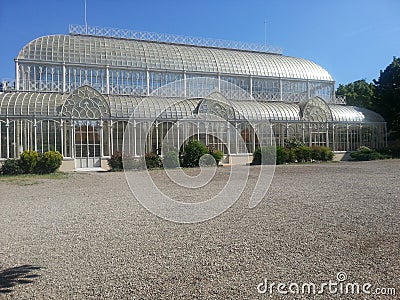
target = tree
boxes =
[336,79,374,108]
[373,57,400,138]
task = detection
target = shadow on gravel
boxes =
[0,265,42,294]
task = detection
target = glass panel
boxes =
[74,120,101,158]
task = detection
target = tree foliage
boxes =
[373,57,400,137]
[336,79,374,108]
[336,57,400,139]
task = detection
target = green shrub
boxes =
[20,150,39,173]
[251,146,276,165]
[320,147,334,161]
[145,152,162,169]
[250,144,333,166]
[0,159,24,175]
[207,146,224,166]
[311,146,334,161]
[310,146,322,161]
[350,146,385,161]
[285,148,296,163]
[35,151,63,174]
[284,137,304,149]
[276,146,288,165]
[162,150,180,169]
[182,140,208,168]
[108,151,123,171]
[294,146,312,162]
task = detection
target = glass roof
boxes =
[108,95,198,120]
[330,105,385,123]
[230,101,301,121]
[17,35,334,81]
[0,91,384,123]
[0,91,63,117]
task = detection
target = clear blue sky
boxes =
[0,0,399,87]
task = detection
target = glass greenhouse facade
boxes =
[0,27,386,169]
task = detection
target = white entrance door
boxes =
[74,120,101,168]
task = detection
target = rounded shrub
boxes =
[0,159,24,175]
[350,146,385,161]
[35,151,63,174]
[20,150,39,173]
[162,150,180,169]
[182,140,208,168]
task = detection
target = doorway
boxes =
[74,120,101,168]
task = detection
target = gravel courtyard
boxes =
[0,160,399,299]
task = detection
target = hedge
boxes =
[252,145,334,165]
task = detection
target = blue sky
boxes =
[0,0,399,87]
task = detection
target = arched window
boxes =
[61,85,110,119]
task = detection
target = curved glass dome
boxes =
[17,34,334,81]
[330,105,385,123]
[231,101,301,121]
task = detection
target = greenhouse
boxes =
[0,25,386,170]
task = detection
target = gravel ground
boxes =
[0,160,399,299]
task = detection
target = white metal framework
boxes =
[0,29,386,167]
[15,33,334,102]
[69,24,283,54]
[0,86,386,160]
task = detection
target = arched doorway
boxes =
[61,86,110,169]
[299,97,332,147]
